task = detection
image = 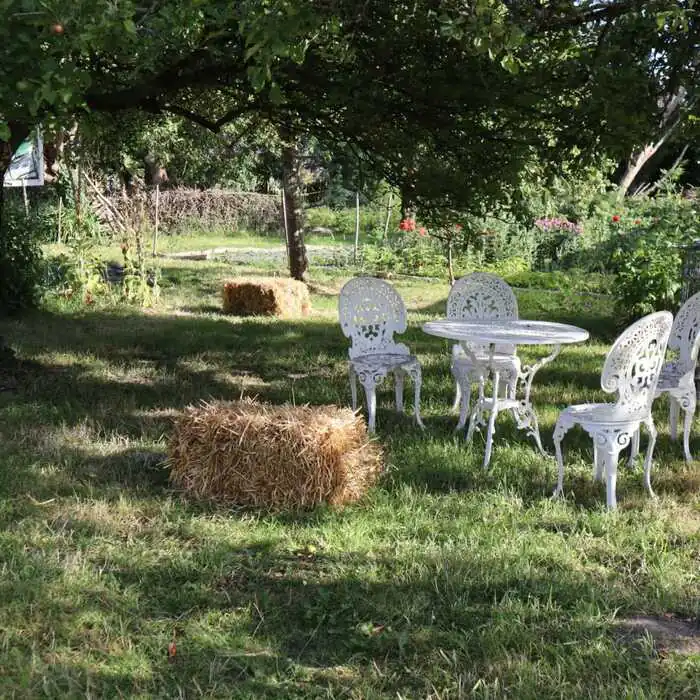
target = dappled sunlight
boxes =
[1,260,699,697]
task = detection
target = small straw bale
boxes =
[222,277,311,317]
[167,398,383,508]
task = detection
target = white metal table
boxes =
[423,319,590,468]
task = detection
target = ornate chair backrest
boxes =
[668,290,700,371]
[446,273,519,355]
[601,311,673,415]
[338,277,410,359]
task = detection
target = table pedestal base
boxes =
[466,343,561,468]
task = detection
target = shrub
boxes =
[531,217,583,271]
[3,187,62,244]
[0,200,44,315]
[43,208,108,306]
[612,229,686,320]
[609,194,699,319]
[305,206,392,241]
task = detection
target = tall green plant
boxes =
[0,201,43,314]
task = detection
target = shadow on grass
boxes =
[1,535,673,698]
[1,305,694,508]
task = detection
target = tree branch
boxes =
[530,0,639,34]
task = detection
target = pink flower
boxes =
[419,227,427,236]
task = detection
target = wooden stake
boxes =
[57,196,63,243]
[383,191,393,241]
[354,191,360,264]
[22,181,28,217]
[152,184,160,256]
[281,186,292,268]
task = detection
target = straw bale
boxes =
[167,399,383,508]
[222,278,311,317]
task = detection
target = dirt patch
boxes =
[158,245,347,266]
[617,615,700,657]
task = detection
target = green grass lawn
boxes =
[0,255,698,698]
[43,229,349,266]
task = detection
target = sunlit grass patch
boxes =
[0,254,698,698]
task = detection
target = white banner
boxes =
[3,131,44,187]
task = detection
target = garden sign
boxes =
[3,131,44,187]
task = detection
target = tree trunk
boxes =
[617,138,672,199]
[0,160,6,228]
[280,135,308,281]
[617,90,687,199]
[446,240,455,285]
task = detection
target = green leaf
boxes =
[269,82,284,105]
[0,121,10,141]
[245,42,265,60]
[500,53,519,74]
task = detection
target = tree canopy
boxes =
[1,1,699,217]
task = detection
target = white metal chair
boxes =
[553,311,673,509]
[338,277,424,433]
[447,273,520,430]
[630,291,700,464]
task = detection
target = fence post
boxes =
[151,184,160,256]
[354,191,360,264]
[57,196,62,243]
[282,187,291,268]
[383,191,393,241]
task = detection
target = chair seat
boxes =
[452,351,520,373]
[560,402,649,427]
[656,360,693,391]
[350,353,418,372]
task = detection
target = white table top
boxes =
[422,319,590,346]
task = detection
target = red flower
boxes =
[399,218,416,232]
[634,219,641,225]
[455,223,463,231]
[612,215,621,223]
[419,227,427,236]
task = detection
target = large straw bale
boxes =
[167,398,383,508]
[222,278,310,317]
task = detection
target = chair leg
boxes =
[349,366,358,411]
[669,398,680,441]
[552,417,573,499]
[627,428,640,468]
[456,381,472,432]
[365,383,377,433]
[451,377,462,413]
[451,364,472,432]
[465,401,479,443]
[506,369,518,401]
[483,371,501,469]
[642,417,658,498]
[593,443,604,482]
[394,370,404,413]
[405,365,425,430]
[601,446,620,510]
[357,370,385,434]
[466,375,486,444]
[682,392,696,464]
